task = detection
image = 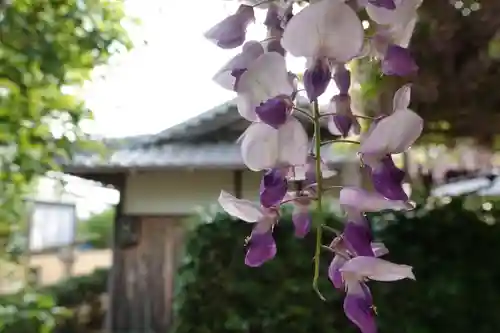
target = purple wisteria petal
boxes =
[332,115,353,137]
[368,0,396,10]
[327,94,360,137]
[255,96,292,129]
[360,282,373,304]
[344,291,377,333]
[333,65,351,95]
[267,40,286,56]
[300,156,337,185]
[264,4,282,30]
[381,44,418,76]
[260,168,288,208]
[292,210,311,238]
[245,231,277,267]
[231,68,247,91]
[204,5,255,49]
[282,5,294,28]
[304,156,317,185]
[305,168,316,186]
[369,155,408,201]
[344,222,374,256]
[303,59,331,101]
[328,256,347,289]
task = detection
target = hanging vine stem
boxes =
[319,113,380,121]
[294,106,383,123]
[312,99,326,301]
[320,139,360,146]
[303,184,343,192]
[293,107,314,121]
[321,245,350,260]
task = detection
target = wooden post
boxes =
[105,173,126,332]
[233,169,243,199]
[105,173,184,333]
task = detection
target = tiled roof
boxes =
[66,142,357,173]
[146,100,239,144]
[64,99,352,173]
[146,96,314,144]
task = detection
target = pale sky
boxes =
[81,0,335,138]
[83,0,260,137]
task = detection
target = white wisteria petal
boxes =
[241,122,279,171]
[359,120,378,145]
[213,41,264,91]
[287,164,308,181]
[277,117,309,168]
[282,0,364,62]
[372,242,389,257]
[340,187,410,212]
[282,191,295,202]
[321,166,338,179]
[391,16,417,47]
[218,190,264,222]
[340,256,416,281]
[252,216,276,234]
[288,160,337,181]
[237,52,293,101]
[355,39,374,59]
[366,0,422,26]
[236,93,259,122]
[240,118,308,171]
[241,0,288,9]
[305,57,316,69]
[327,121,343,136]
[359,108,423,155]
[393,83,412,110]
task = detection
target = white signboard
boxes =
[29,201,76,251]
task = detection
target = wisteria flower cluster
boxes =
[205,0,424,332]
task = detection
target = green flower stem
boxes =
[319,112,378,120]
[312,99,326,301]
[320,139,360,146]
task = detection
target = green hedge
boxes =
[173,198,500,333]
[0,268,109,333]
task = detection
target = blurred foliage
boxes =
[77,208,114,249]
[174,198,500,333]
[0,268,109,333]
[0,0,132,331]
[352,0,500,142]
[0,291,70,333]
[0,0,133,248]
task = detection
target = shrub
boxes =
[174,199,500,333]
[0,268,109,333]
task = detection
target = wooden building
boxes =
[63,100,361,332]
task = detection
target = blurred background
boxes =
[1,0,500,332]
